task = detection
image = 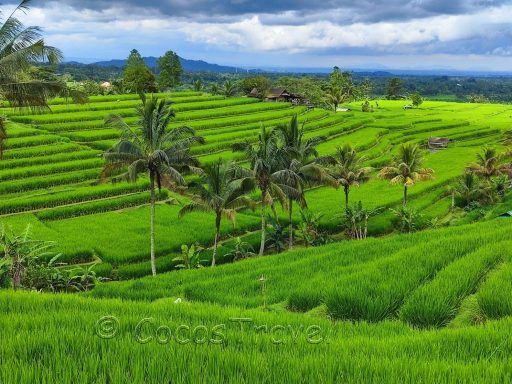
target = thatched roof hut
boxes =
[428,137,450,149]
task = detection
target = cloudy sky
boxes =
[9,0,512,70]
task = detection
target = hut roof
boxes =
[266,88,290,98]
[429,137,450,144]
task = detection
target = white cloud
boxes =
[9,1,512,70]
[177,5,512,52]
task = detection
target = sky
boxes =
[7,0,512,71]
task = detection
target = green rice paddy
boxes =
[1,92,511,383]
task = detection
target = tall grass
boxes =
[1,290,512,383]
[477,262,512,319]
[400,242,509,328]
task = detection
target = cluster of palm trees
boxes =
[230,116,334,254]
[450,147,511,209]
[101,101,338,275]
[100,96,444,275]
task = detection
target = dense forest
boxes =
[53,60,512,104]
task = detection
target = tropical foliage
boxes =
[379,143,434,205]
[100,97,204,275]
[233,125,301,255]
[327,143,371,209]
[179,159,254,266]
[274,115,333,248]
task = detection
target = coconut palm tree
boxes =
[452,172,491,208]
[274,115,334,248]
[222,80,237,97]
[324,81,356,112]
[344,201,382,239]
[324,86,345,111]
[328,144,371,209]
[379,143,434,205]
[179,159,255,266]
[0,0,66,158]
[233,125,301,256]
[466,147,509,181]
[100,97,204,276]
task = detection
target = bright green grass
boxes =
[88,220,511,309]
[0,95,508,277]
[2,289,512,383]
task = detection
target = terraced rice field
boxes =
[0,93,510,277]
[1,92,512,383]
[2,219,512,383]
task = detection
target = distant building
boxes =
[428,137,450,150]
[403,104,413,110]
[498,210,512,218]
[249,88,307,104]
[248,87,260,98]
[265,88,294,102]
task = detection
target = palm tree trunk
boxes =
[403,185,408,205]
[288,197,293,250]
[149,173,157,277]
[259,201,266,256]
[451,191,455,211]
[212,213,221,267]
[270,202,279,224]
[12,257,21,290]
[344,185,350,209]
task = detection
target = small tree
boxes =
[224,237,255,262]
[361,100,372,112]
[451,172,490,209]
[411,92,423,107]
[179,159,255,266]
[193,79,203,92]
[158,50,183,89]
[379,143,434,205]
[344,201,381,240]
[222,80,238,97]
[466,147,509,181]
[173,244,206,270]
[390,205,422,233]
[239,76,271,97]
[295,209,330,247]
[0,225,59,290]
[328,144,371,209]
[325,86,345,111]
[209,83,220,95]
[385,78,402,100]
[123,49,157,100]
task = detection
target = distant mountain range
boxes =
[64,56,512,77]
[69,56,245,73]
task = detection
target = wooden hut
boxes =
[428,137,450,150]
[265,88,294,102]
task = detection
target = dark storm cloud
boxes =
[33,0,512,23]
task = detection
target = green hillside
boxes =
[0,93,510,278]
[1,218,512,383]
